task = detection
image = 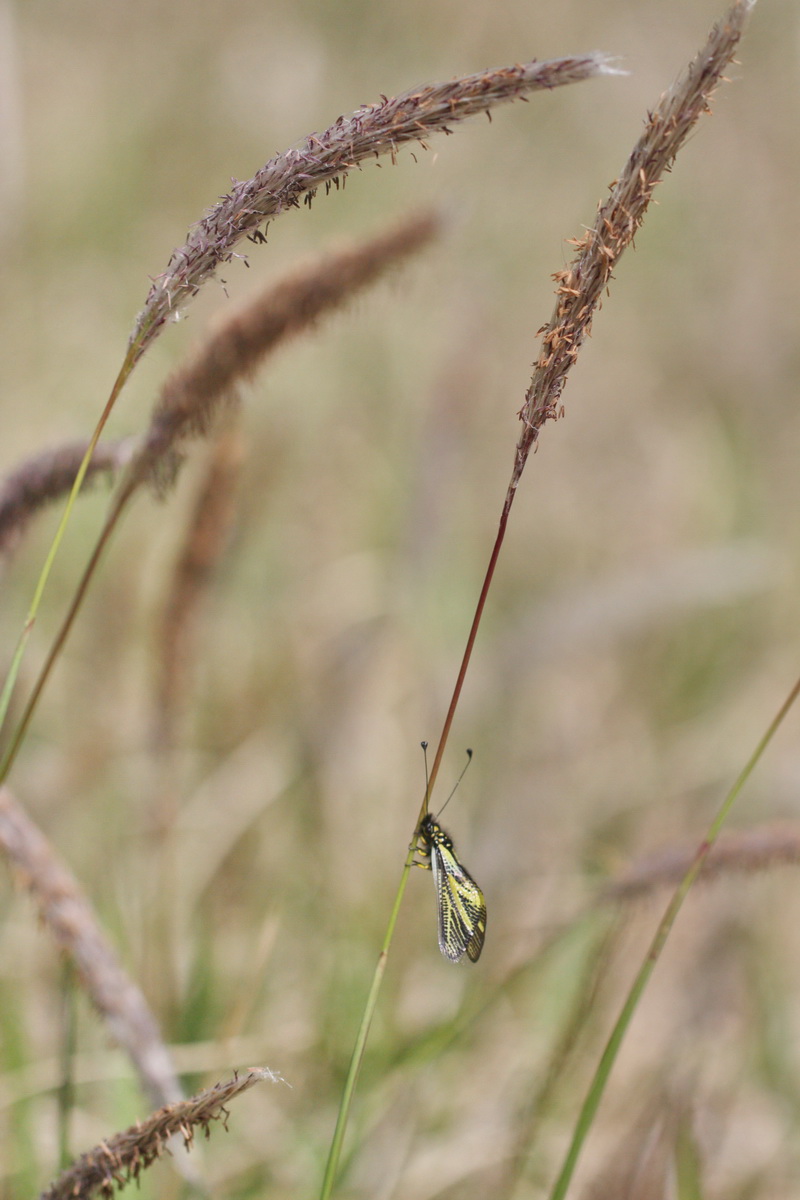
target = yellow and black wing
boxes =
[418,816,486,963]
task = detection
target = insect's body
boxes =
[415,814,486,963]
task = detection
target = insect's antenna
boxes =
[435,748,473,820]
[421,741,431,812]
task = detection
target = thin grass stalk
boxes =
[423,499,511,811]
[0,484,130,783]
[0,213,439,785]
[547,673,800,1200]
[0,348,135,761]
[149,415,244,1022]
[319,851,417,1200]
[674,1111,705,1200]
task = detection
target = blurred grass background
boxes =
[1,0,800,1196]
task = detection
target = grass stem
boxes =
[548,672,800,1200]
[423,499,512,812]
[319,851,416,1200]
[0,345,136,769]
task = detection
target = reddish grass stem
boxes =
[0,349,134,772]
[423,497,512,812]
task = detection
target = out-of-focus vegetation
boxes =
[1,1,799,1196]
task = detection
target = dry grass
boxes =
[0,787,181,1110]
[2,1,800,1197]
[41,1069,280,1200]
[131,53,615,359]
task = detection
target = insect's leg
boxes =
[410,835,432,870]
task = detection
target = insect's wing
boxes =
[432,844,487,963]
[428,846,456,961]
[465,899,487,963]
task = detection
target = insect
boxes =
[414,747,486,964]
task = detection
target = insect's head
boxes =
[418,812,435,836]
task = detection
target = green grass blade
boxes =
[674,1109,705,1200]
[319,853,414,1200]
[548,674,800,1200]
[0,346,136,780]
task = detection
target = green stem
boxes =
[0,340,140,774]
[548,673,800,1200]
[0,482,135,782]
[319,849,416,1200]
